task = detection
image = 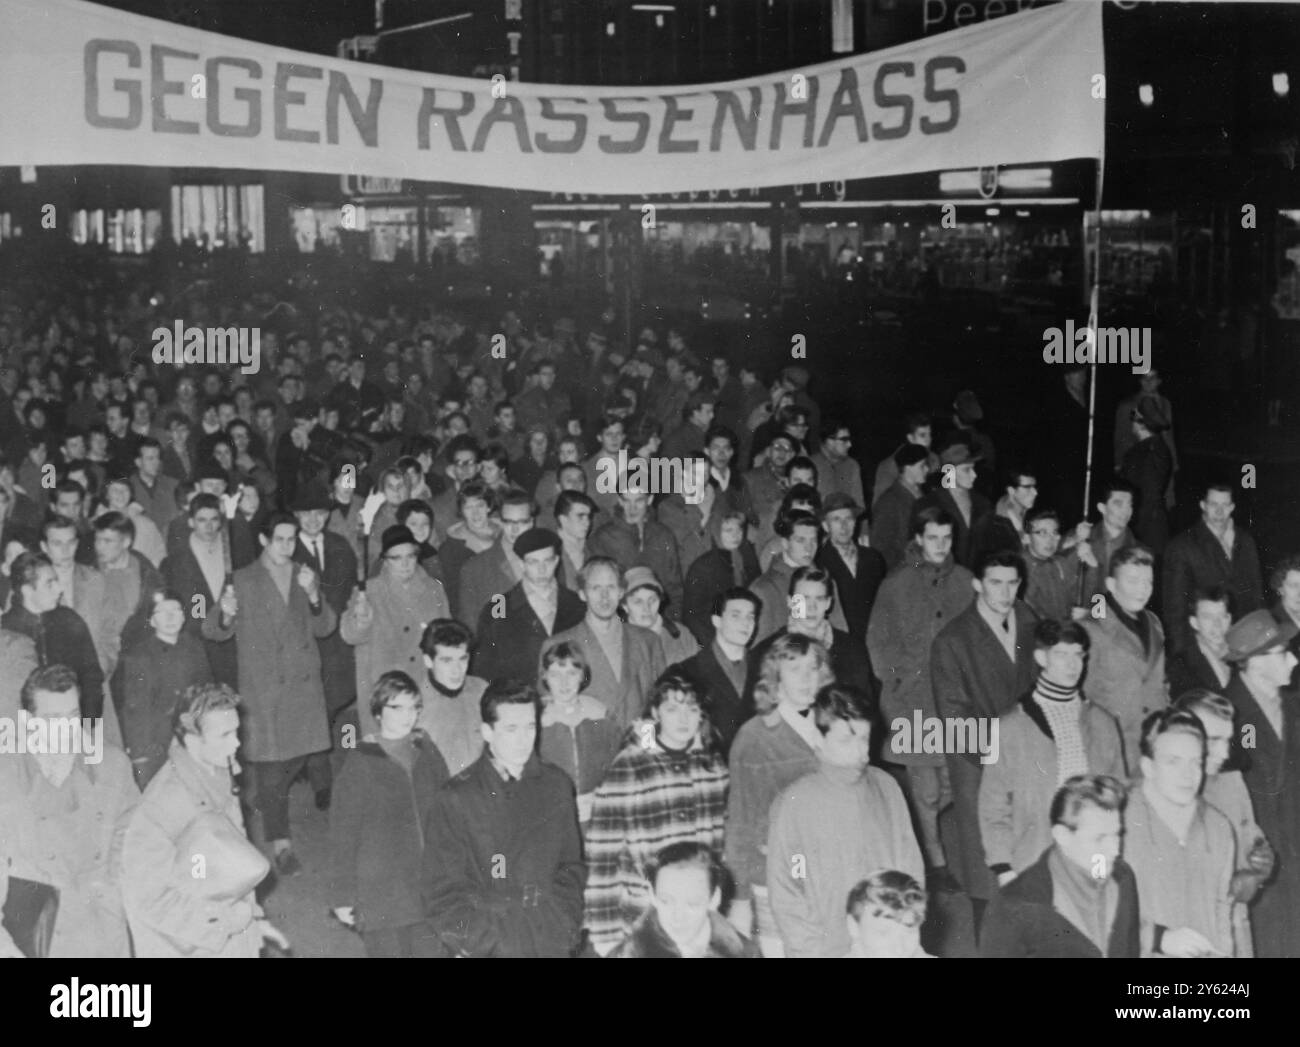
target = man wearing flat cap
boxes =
[1119,397,1174,554]
[474,527,584,684]
[1224,609,1300,957]
[913,442,991,570]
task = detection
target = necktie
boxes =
[635,524,644,552]
[310,537,324,574]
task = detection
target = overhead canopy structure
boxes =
[0,0,1103,194]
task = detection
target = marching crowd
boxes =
[0,245,1298,960]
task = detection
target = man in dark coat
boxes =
[746,565,875,708]
[869,444,930,571]
[1118,398,1173,555]
[816,493,886,647]
[161,492,256,688]
[681,514,760,645]
[1162,482,1264,655]
[3,551,105,720]
[293,482,359,810]
[914,442,991,571]
[474,529,584,684]
[674,588,759,757]
[1224,611,1300,959]
[931,549,1039,926]
[423,679,586,957]
[588,489,684,613]
[1166,586,1234,697]
[982,775,1139,958]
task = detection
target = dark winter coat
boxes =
[422,752,586,957]
[329,731,450,933]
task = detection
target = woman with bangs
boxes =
[583,671,728,956]
[724,632,834,956]
[537,640,622,826]
[435,480,500,617]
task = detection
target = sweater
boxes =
[766,762,924,957]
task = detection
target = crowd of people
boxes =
[0,240,1297,961]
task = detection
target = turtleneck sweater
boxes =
[1032,674,1088,784]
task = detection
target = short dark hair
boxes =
[894,444,930,471]
[554,490,595,522]
[1096,477,1137,504]
[703,425,737,452]
[481,678,541,726]
[1188,585,1232,619]
[1199,481,1235,502]
[498,487,535,518]
[20,663,79,713]
[189,492,222,518]
[903,412,931,437]
[262,510,298,539]
[646,841,725,894]
[1050,774,1128,830]
[711,586,761,620]
[912,505,954,538]
[1139,708,1206,761]
[785,456,818,483]
[789,564,833,598]
[775,510,820,540]
[974,548,1025,582]
[812,683,876,736]
[368,670,422,721]
[93,510,135,541]
[1109,545,1155,577]
[135,437,162,457]
[397,498,434,527]
[420,618,474,658]
[1033,617,1091,653]
[457,478,497,516]
[41,514,79,541]
[645,670,712,728]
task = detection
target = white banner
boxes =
[0,0,1104,194]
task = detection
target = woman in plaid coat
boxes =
[583,671,729,955]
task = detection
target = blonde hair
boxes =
[752,633,834,713]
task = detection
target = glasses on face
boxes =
[502,515,533,528]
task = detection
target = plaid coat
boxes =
[583,728,728,954]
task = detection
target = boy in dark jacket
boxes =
[330,671,449,958]
[610,842,761,958]
[422,678,586,957]
[981,774,1140,959]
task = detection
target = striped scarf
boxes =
[1034,675,1088,785]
